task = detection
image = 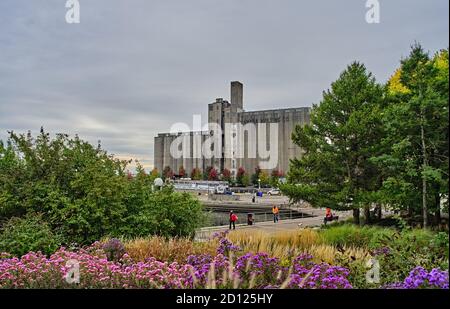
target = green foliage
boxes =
[0,213,63,256]
[322,224,449,288]
[190,168,202,180]
[375,44,449,223]
[284,62,385,221]
[251,166,261,186]
[0,129,205,246]
[241,174,250,187]
[320,224,395,248]
[284,43,448,227]
[373,228,448,285]
[120,186,205,238]
[259,171,270,187]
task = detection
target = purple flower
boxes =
[387,267,449,289]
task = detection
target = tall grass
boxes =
[122,236,218,263]
[228,229,371,264]
[228,229,320,250]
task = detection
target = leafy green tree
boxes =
[373,45,449,227]
[251,166,262,186]
[242,174,250,187]
[0,129,205,245]
[259,170,270,187]
[282,62,385,224]
[190,167,202,180]
[270,169,283,188]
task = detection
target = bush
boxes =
[320,224,394,247]
[375,229,448,284]
[0,214,63,256]
[119,186,206,238]
[0,130,205,244]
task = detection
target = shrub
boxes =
[0,130,205,244]
[120,186,206,238]
[319,224,372,247]
[319,224,397,249]
[369,228,449,285]
[0,213,63,256]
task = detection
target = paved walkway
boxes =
[195,209,352,241]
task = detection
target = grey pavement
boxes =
[195,208,352,241]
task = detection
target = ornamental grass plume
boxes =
[123,236,217,263]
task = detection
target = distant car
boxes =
[268,188,281,196]
[215,185,226,194]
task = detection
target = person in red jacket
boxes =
[229,210,238,230]
[324,208,335,225]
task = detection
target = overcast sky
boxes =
[0,0,448,170]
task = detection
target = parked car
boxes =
[215,185,227,194]
[268,188,281,196]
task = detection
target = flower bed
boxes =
[0,232,448,289]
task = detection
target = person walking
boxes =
[272,205,279,223]
[229,210,238,230]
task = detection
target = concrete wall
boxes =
[153,82,311,179]
[154,131,211,177]
[236,107,310,175]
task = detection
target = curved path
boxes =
[195,208,353,241]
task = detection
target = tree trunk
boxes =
[364,206,371,225]
[408,206,413,217]
[376,204,382,220]
[435,193,441,226]
[353,208,360,225]
[420,115,428,229]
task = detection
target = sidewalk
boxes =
[195,209,352,241]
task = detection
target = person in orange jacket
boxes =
[272,205,279,223]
